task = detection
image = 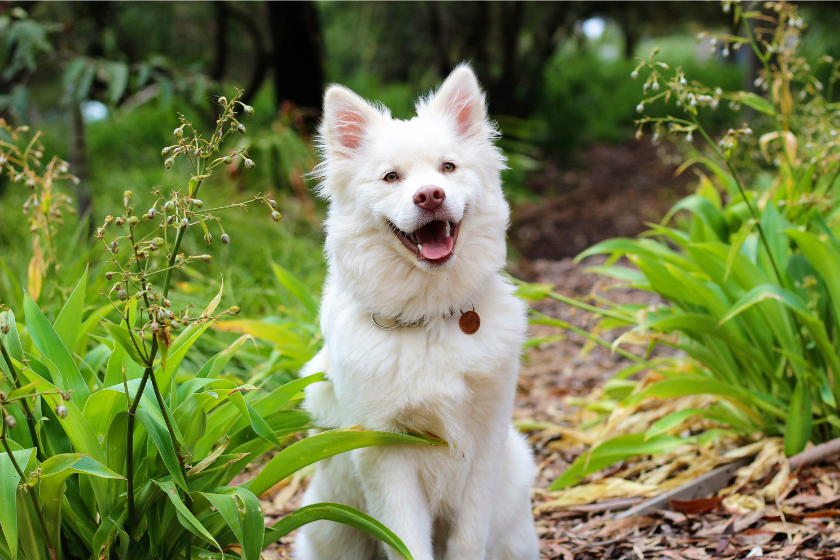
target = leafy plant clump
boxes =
[519,1,840,491]
[0,91,440,560]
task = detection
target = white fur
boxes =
[296,65,539,560]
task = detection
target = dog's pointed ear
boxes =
[321,85,381,156]
[423,64,487,138]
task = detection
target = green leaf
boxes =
[245,402,283,448]
[645,409,709,440]
[0,448,35,559]
[784,379,812,457]
[739,92,775,116]
[53,269,87,354]
[725,219,754,281]
[514,282,555,301]
[252,372,325,417]
[0,310,24,378]
[101,321,148,368]
[153,477,220,550]
[663,195,728,242]
[246,428,446,497]
[136,409,189,493]
[39,454,123,551]
[199,487,263,560]
[271,262,319,317]
[550,433,686,490]
[24,290,91,407]
[264,503,414,559]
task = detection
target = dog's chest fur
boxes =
[306,275,526,447]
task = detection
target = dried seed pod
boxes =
[223,156,233,165]
[174,128,183,138]
[150,321,160,333]
[221,233,230,244]
[61,392,71,401]
[118,289,127,301]
[180,218,189,229]
[165,158,174,169]
[193,199,203,209]
[104,215,114,225]
[148,208,157,219]
[0,322,9,335]
[128,216,140,227]
[163,201,175,212]
[115,217,125,226]
[204,232,213,244]
[153,237,165,246]
[244,158,255,169]
[4,415,16,429]
[163,299,171,308]
[237,124,246,134]
[161,147,171,157]
[271,211,281,222]
[200,254,212,263]
[229,306,241,315]
[218,96,228,106]
[269,199,277,209]
[105,272,115,280]
[55,405,68,419]
[243,105,254,116]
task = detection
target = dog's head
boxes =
[316,65,509,318]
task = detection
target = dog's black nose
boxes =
[413,186,445,211]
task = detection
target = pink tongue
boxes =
[416,221,453,260]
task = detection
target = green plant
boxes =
[0,90,443,560]
[518,1,840,490]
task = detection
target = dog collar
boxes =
[370,307,480,335]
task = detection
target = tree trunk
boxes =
[70,102,94,237]
[267,1,325,124]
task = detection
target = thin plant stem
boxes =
[1,342,44,462]
[1,412,56,560]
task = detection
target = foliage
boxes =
[518,1,840,490]
[0,91,441,559]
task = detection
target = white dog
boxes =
[296,65,539,560]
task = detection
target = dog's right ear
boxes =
[321,86,381,157]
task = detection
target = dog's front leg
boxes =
[442,425,507,560]
[354,447,435,560]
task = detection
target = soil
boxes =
[510,139,693,261]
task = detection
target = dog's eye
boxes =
[384,171,399,182]
[442,162,456,173]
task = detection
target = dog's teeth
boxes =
[417,243,423,254]
[445,222,451,237]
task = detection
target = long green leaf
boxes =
[271,262,319,316]
[153,477,220,550]
[136,409,189,492]
[24,291,91,407]
[264,503,414,559]
[550,433,686,490]
[0,448,35,559]
[53,269,87,353]
[101,322,148,368]
[39,454,123,556]
[246,428,446,497]
[200,487,263,560]
[784,379,812,457]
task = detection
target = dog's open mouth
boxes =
[389,220,461,265]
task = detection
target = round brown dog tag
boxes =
[459,310,480,335]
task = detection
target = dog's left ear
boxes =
[422,64,487,138]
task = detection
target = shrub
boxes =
[0,90,441,560]
[518,1,840,490]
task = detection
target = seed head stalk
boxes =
[0,342,43,460]
[1,406,56,560]
[125,175,203,544]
